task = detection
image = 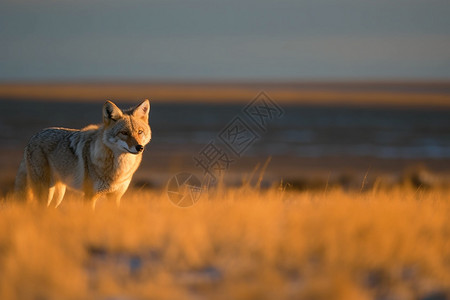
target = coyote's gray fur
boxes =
[15,100,151,208]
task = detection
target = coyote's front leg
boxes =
[84,190,102,210]
[106,182,130,207]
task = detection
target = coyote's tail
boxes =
[14,158,28,201]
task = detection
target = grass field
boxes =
[0,88,449,299]
[1,183,449,300]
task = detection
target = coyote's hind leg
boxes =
[26,147,52,204]
[47,182,67,207]
[53,183,66,207]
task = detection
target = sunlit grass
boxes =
[1,184,449,300]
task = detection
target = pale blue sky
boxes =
[1,0,449,81]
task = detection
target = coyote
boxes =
[15,100,151,208]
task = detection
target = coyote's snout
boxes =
[15,100,152,208]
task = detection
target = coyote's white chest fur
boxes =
[15,99,152,208]
[90,140,141,192]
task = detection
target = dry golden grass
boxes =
[1,185,449,300]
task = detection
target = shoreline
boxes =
[1,81,450,108]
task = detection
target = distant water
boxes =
[0,100,449,159]
[152,103,450,159]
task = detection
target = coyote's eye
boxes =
[138,129,143,135]
[120,131,128,136]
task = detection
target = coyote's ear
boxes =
[103,101,123,124]
[133,99,150,121]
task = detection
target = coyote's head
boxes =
[102,99,152,154]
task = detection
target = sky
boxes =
[0,0,449,81]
